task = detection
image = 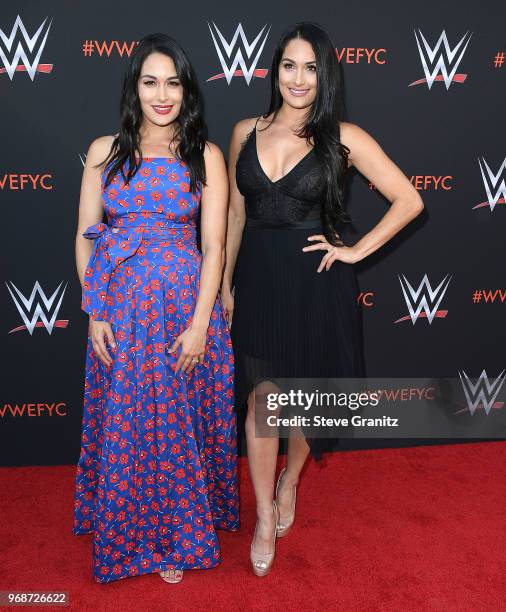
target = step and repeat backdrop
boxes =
[1,1,504,465]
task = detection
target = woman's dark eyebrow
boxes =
[281,57,316,65]
[140,74,179,80]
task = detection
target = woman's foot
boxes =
[275,467,298,538]
[159,569,183,583]
[250,500,279,576]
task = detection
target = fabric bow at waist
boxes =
[81,221,194,320]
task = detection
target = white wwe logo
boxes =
[459,369,506,416]
[208,22,270,85]
[475,157,506,211]
[0,15,52,81]
[397,274,451,324]
[412,29,472,90]
[6,281,67,335]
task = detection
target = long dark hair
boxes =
[264,22,351,244]
[101,33,207,192]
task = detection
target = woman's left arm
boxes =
[304,122,424,270]
[170,142,229,373]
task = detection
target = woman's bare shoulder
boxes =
[86,135,116,165]
[339,122,379,167]
[339,122,377,148]
[231,116,262,141]
[203,141,225,164]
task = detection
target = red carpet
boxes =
[1,442,504,611]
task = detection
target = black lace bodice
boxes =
[235,127,326,225]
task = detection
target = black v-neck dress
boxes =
[232,124,365,459]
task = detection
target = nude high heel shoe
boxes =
[275,467,297,538]
[250,500,279,577]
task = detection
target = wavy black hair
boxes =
[101,33,207,192]
[264,22,351,244]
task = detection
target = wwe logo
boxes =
[207,22,270,84]
[0,15,53,80]
[473,156,506,211]
[6,281,68,335]
[410,29,472,89]
[458,369,506,415]
[395,274,451,324]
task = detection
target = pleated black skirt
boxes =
[231,221,366,459]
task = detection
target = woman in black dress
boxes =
[222,22,424,576]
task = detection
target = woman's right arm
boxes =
[221,119,255,324]
[76,135,117,366]
[75,136,114,286]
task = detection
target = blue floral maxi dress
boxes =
[73,157,240,583]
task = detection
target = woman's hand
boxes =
[221,287,234,326]
[89,319,116,367]
[302,234,361,271]
[169,324,207,374]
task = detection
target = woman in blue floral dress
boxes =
[73,34,239,584]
